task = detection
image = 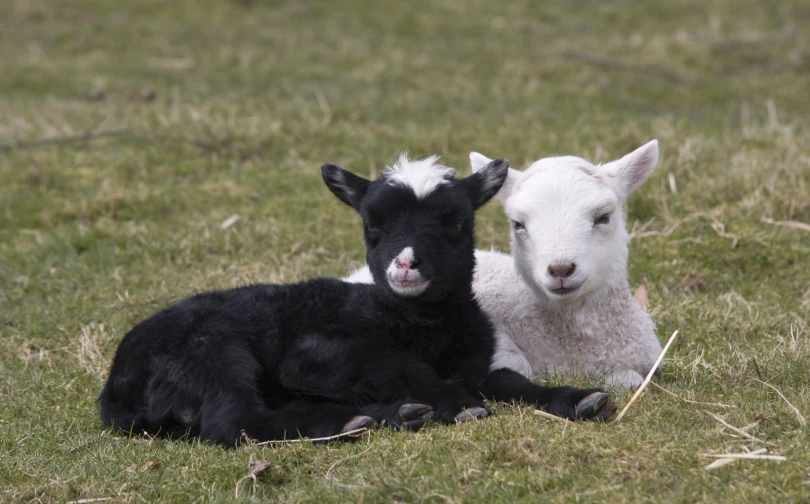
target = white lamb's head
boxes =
[470,140,659,303]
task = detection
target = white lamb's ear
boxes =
[470,151,494,174]
[602,140,659,196]
[470,151,520,205]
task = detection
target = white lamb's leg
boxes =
[490,329,533,378]
[606,369,645,390]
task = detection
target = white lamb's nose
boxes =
[547,262,576,279]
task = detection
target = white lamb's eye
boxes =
[594,212,612,226]
[512,220,526,231]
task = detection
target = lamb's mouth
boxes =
[388,278,431,297]
[548,284,582,297]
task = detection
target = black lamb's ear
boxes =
[321,163,371,210]
[459,158,510,209]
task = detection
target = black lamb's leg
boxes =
[280,341,487,425]
[360,400,435,431]
[201,397,378,446]
[367,359,490,425]
[479,368,616,421]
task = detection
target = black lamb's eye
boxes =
[594,213,611,226]
[512,220,526,231]
[445,214,467,233]
[366,223,381,233]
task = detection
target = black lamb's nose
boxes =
[548,262,576,279]
[395,256,421,270]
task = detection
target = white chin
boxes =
[388,279,431,297]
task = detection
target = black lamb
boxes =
[98,153,615,445]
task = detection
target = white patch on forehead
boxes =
[383,153,455,199]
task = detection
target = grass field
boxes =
[2,0,810,502]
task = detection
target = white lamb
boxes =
[346,141,662,389]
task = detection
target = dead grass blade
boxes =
[234,455,272,499]
[705,411,776,446]
[76,323,108,379]
[649,382,735,409]
[220,215,241,230]
[253,427,370,446]
[753,378,807,426]
[533,409,574,425]
[615,330,679,422]
[701,452,786,461]
[704,448,767,470]
[761,217,810,233]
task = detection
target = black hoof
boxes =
[594,401,617,422]
[341,415,378,434]
[575,392,615,422]
[454,406,490,423]
[398,403,434,432]
[400,403,433,419]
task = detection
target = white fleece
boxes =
[472,249,660,389]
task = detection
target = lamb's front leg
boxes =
[606,366,662,390]
[480,368,616,421]
[365,356,491,425]
[278,339,487,425]
[490,328,533,377]
[606,369,645,390]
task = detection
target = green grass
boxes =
[2,0,810,502]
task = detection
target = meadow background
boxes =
[2,0,810,502]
